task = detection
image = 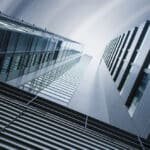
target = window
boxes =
[109,35,125,71]
[127,51,150,117]
[135,21,149,50]
[118,22,149,91]
[111,31,130,76]
[128,72,150,117]
[0,54,4,72]
[113,28,138,81]
[42,38,48,51]
[23,54,29,68]
[30,54,36,66]
[56,40,62,50]
[16,33,30,52]
[36,37,47,51]
[31,36,38,51]
[118,51,138,91]
[53,51,59,60]
[34,53,40,66]
[7,32,19,52]
[49,38,57,51]
[32,54,37,66]
[12,55,21,71]
[0,30,11,51]
[27,35,34,51]
[26,54,33,67]
[38,53,43,64]
[46,38,52,51]
[1,55,12,72]
[0,29,5,51]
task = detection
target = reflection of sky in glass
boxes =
[0,0,150,58]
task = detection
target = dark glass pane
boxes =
[0,29,5,51]
[27,35,34,51]
[135,22,149,50]
[6,55,21,75]
[2,55,12,72]
[7,31,19,52]
[31,36,38,51]
[0,30,11,51]
[16,33,30,52]
[53,50,59,60]
[36,37,44,51]
[42,38,48,51]
[0,54,4,71]
[50,39,57,51]
[56,40,62,50]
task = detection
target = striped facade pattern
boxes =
[21,55,90,106]
[0,82,150,150]
[102,21,150,117]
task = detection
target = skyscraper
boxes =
[0,12,85,103]
[0,12,150,150]
[0,12,82,84]
[102,20,150,139]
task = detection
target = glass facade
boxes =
[0,16,82,85]
[0,13,84,108]
[20,57,81,94]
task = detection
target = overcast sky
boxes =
[1,0,150,58]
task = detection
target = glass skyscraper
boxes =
[0,13,82,85]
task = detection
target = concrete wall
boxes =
[98,60,138,135]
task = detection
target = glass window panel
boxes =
[27,35,34,51]
[23,54,29,68]
[128,72,150,117]
[38,53,43,64]
[26,54,32,67]
[31,36,38,51]
[16,33,30,52]
[9,55,21,71]
[36,37,44,51]
[34,53,40,65]
[7,31,19,52]
[1,55,12,72]
[0,30,11,51]
[50,38,57,51]
[42,38,48,51]
[0,29,6,51]
[30,54,36,66]
[0,54,4,71]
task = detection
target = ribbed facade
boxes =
[1,82,150,150]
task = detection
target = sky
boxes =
[0,0,150,58]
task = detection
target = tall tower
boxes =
[0,13,82,87]
[101,20,150,139]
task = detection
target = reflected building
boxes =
[0,13,150,149]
